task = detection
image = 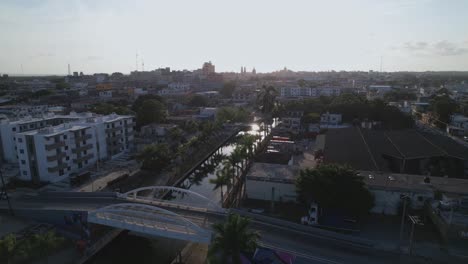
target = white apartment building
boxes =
[158,83,191,96]
[280,87,341,98]
[1,112,134,183]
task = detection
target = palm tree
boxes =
[225,147,245,178]
[208,214,260,264]
[256,85,278,114]
[210,164,232,205]
[239,134,257,158]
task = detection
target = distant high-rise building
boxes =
[79,72,83,76]
[202,61,215,75]
[252,68,256,75]
[73,72,78,77]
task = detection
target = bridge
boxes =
[3,186,377,250]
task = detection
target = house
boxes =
[140,123,177,137]
[447,114,468,136]
[366,85,393,100]
[320,113,342,126]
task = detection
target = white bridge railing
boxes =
[88,203,212,244]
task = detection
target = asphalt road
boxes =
[1,195,460,264]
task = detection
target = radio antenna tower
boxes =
[68,64,71,75]
[135,52,139,71]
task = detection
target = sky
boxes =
[1,0,468,75]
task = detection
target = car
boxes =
[249,208,265,214]
[464,136,468,142]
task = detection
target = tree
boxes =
[210,164,232,205]
[224,146,246,178]
[216,107,251,123]
[91,102,132,115]
[239,134,257,158]
[208,214,259,264]
[33,89,54,97]
[136,99,167,128]
[256,85,278,114]
[30,231,64,263]
[0,234,21,264]
[187,94,208,107]
[131,94,165,113]
[429,95,459,128]
[137,143,173,171]
[295,164,374,216]
[220,81,236,98]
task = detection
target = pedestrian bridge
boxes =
[88,203,213,243]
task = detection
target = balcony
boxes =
[73,153,94,163]
[46,152,66,162]
[72,144,93,153]
[47,163,68,173]
[45,141,65,151]
[74,134,92,141]
[105,127,122,133]
[106,137,123,144]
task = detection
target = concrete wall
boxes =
[370,188,433,215]
[246,179,297,202]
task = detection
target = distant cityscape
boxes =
[0,60,468,264]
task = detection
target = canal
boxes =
[87,120,275,264]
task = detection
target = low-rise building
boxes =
[447,114,468,136]
[246,162,299,202]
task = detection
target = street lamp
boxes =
[408,215,424,256]
[0,168,14,216]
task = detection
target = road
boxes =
[1,193,458,264]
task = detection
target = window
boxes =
[65,146,69,150]
[12,127,16,132]
[85,160,88,165]
[21,160,26,165]
[19,149,24,154]
[67,167,71,171]
[18,138,23,143]
[22,170,27,176]
[66,156,70,161]
[59,170,64,176]
[418,196,423,202]
[82,141,86,145]
[63,135,67,140]
[84,150,87,155]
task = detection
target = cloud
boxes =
[28,52,55,59]
[86,55,104,61]
[433,41,468,56]
[402,41,428,52]
[394,40,468,56]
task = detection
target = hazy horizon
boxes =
[1,0,468,75]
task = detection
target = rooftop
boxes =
[361,170,468,195]
[247,162,299,183]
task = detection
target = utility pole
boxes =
[399,195,408,249]
[0,168,14,216]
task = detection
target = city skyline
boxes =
[1,0,468,75]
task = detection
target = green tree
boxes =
[131,94,165,113]
[136,99,167,128]
[30,231,64,263]
[256,85,278,114]
[137,143,173,171]
[187,94,208,107]
[216,107,251,123]
[0,234,22,264]
[208,214,259,264]
[238,134,257,158]
[33,89,54,97]
[429,95,459,128]
[296,164,374,216]
[220,81,236,98]
[209,164,233,204]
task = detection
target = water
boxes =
[88,120,275,263]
